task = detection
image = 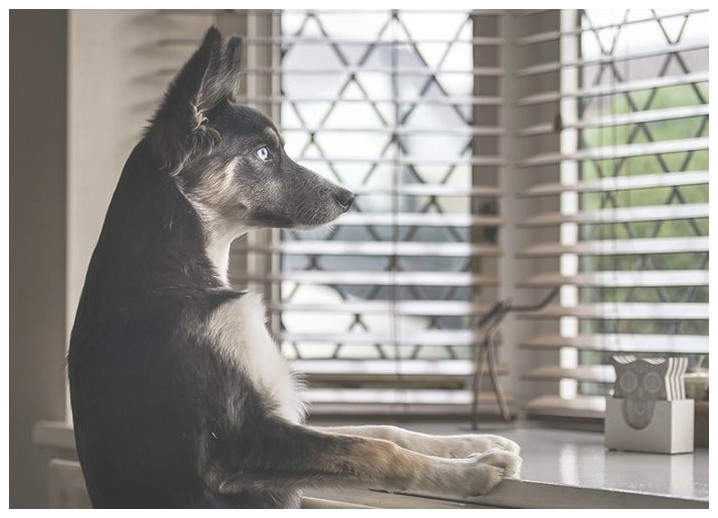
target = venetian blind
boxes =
[512,9,709,419]
[231,9,507,417]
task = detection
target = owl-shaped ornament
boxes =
[612,355,669,430]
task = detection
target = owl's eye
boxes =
[619,371,638,393]
[643,371,662,394]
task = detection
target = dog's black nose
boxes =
[334,189,355,212]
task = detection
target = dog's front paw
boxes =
[462,449,522,496]
[420,448,522,499]
[442,434,520,458]
[476,434,521,456]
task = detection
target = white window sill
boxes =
[33,420,708,508]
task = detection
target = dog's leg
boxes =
[209,421,521,500]
[314,425,520,459]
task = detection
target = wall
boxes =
[498,11,564,412]
[9,10,69,508]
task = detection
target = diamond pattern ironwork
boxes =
[278,10,480,362]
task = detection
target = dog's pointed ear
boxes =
[221,35,243,100]
[147,27,244,175]
[194,33,243,111]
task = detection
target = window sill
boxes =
[33,420,708,508]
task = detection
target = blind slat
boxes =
[518,171,709,197]
[519,203,708,227]
[160,66,505,77]
[283,126,504,136]
[235,271,499,287]
[518,237,708,257]
[350,184,502,197]
[236,96,504,106]
[236,241,502,257]
[280,330,488,346]
[525,396,605,419]
[518,270,708,288]
[274,301,491,316]
[516,42,708,77]
[516,72,709,106]
[518,303,708,320]
[296,156,504,166]
[159,36,505,46]
[520,334,708,354]
[336,212,502,227]
[518,138,708,167]
[293,359,476,376]
[518,105,709,136]
[523,365,615,384]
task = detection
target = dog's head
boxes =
[147,27,354,239]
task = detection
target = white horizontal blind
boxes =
[514,9,709,418]
[231,9,506,416]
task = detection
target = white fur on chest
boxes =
[207,292,306,423]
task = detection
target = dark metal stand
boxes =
[471,287,560,429]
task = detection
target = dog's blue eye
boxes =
[255,146,271,162]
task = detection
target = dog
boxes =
[67,27,521,508]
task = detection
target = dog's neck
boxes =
[205,232,233,285]
[205,227,248,285]
[179,190,248,286]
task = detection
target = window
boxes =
[513,9,709,418]
[158,9,708,421]
[232,9,506,416]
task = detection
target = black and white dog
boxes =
[68,27,521,508]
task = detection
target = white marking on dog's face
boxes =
[180,157,248,284]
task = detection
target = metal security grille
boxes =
[234,9,506,415]
[513,9,709,418]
